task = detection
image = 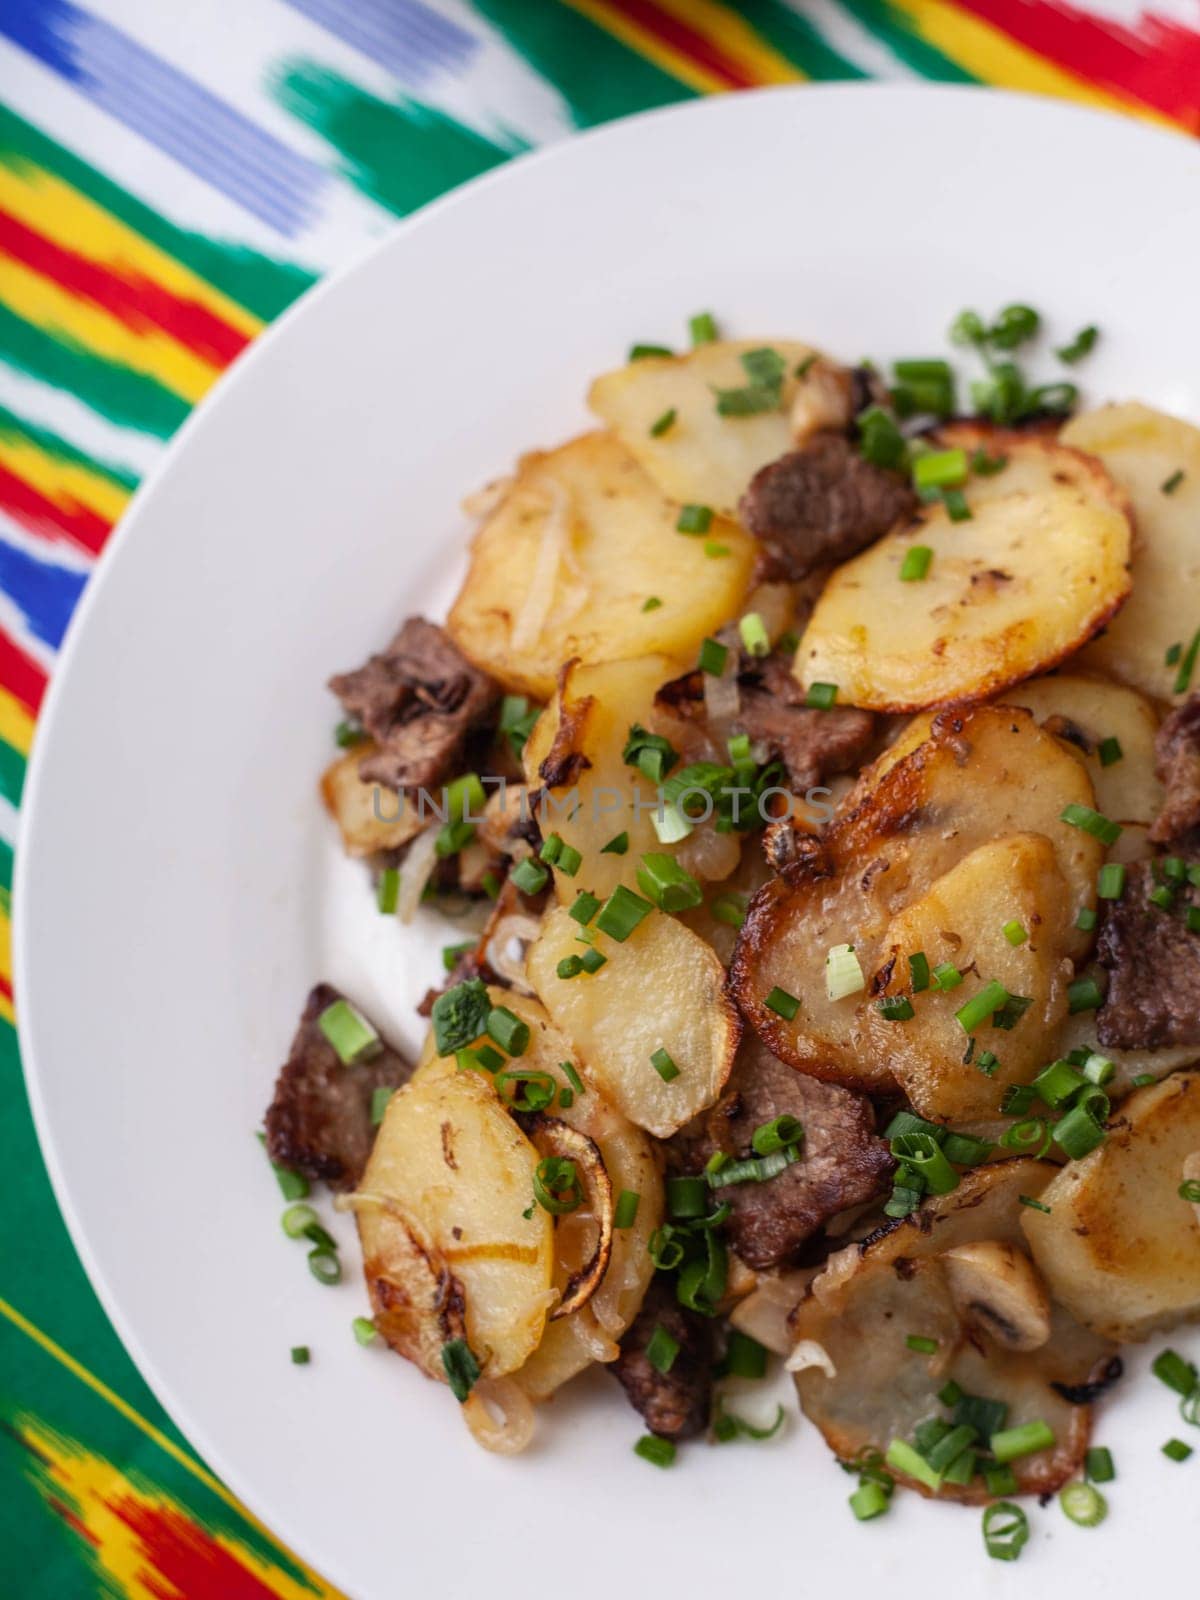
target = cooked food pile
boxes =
[263,306,1200,1558]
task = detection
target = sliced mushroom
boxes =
[527,1116,614,1321]
[942,1241,1052,1353]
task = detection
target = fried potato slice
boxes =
[528,904,739,1137]
[1056,1009,1199,1099]
[588,340,817,516]
[521,654,681,904]
[795,432,1132,711]
[356,1064,553,1380]
[731,706,1103,1094]
[320,744,425,857]
[1021,1071,1200,1341]
[997,673,1162,839]
[1063,403,1200,703]
[790,1161,1115,1501]
[447,431,754,699]
[869,834,1076,1121]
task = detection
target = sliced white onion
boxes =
[703,652,741,725]
[785,1338,837,1379]
[460,474,514,519]
[485,912,541,995]
[397,824,440,925]
[462,1378,537,1455]
[730,1270,814,1354]
[677,825,741,884]
[510,482,570,652]
[825,942,865,1001]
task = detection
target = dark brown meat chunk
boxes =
[611,1277,715,1439]
[739,434,918,581]
[656,648,874,792]
[1096,862,1200,1049]
[329,617,498,792]
[265,984,412,1190]
[671,1038,892,1270]
[1150,695,1200,848]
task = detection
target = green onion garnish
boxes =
[634,1434,676,1468]
[990,1419,1055,1463]
[857,406,908,470]
[931,961,963,991]
[1098,736,1123,767]
[376,868,400,914]
[849,1480,891,1521]
[1019,1194,1051,1214]
[568,889,601,926]
[307,1247,341,1286]
[982,1502,1029,1562]
[601,831,629,855]
[913,448,967,492]
[1075,906,1098,932]
[877,996,915,1022]
[738,611,770,657]
[698,637,728,676]
[495,1069,556,1112]
[334,719,365,748]
[722,1330,769,1380]
[705,540,732,560]
[825,942,865,1000]
[291,1345,310,1365]
[650,1047,680,1083]
[1180,1179,1200,1203]
[510,857,549,896]
[1131,1072,1156,1087]
[1085,1446,1115,1483]
[909,952,930,991]
[890,1131,958,1195]
[1002,919,1028,946]
[1152,1348,1198,1397]
[884,1438,942,1493]
[556,955,583,980]
[764,986,800,1021]
[1060,802,1123,845]
[629,343,672,361]
[906,1334,938,1354]
[282,1203,318,1238]
[486,1005,530,1057]
[580,946,607,973]
[1056,325,1099,364]
[806,681,838,710]
[646,1324,680,1374]
[623,724,679,783]
[677,503,713,535]
[1052,1105,1106,1160]
[318,998,383,1066]
[711,892,748,928]
[1059,1481,1107,1526]
[258,1133,309,1201]
[533,1155,584,1215]
[751,1115,803,1156]
[614,1189,640,1230]
[649,407,677,437]
[689,311,717,345]
[352,1316,377,1346]
[642,596,663,612]
[441,940,475,973]
[666,1175,708,1219]
[1162,468,1185,495]
[442,1337,481,1402]
[370,1086,391,1126]
[899,545,933,583]
[1067,977,1103,1014]
[1173,626,1200,695]
[984,1463,1017,1497]
[954,979,1011,1034]
[1163,1438,1194,1462]
[595,884,655,942]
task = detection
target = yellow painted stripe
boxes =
[890,0,1178,131]
[653,0,804,85]
[0,895,12,1023]
[0,163,262,343]
[565,0,746,94]
[0,683,34,759]
[0,429,129,527]
[0,253,220,405]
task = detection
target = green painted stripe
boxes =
[473,0,695,125]
[0,837,13,895]
[736,0,869,80]
[0,104,315,322]
[270,62,523,217]
[0,304,189,439]
[0,743,25,811]
[838,0,979,81]
[0,405,139,493]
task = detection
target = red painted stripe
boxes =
[951,0,1200,133]
[600,0,761,89]
[0,627,50,717]
[0,974,14,1004]
[107,1493,297,1600]
[0,208,250,368]
[0,462,109,557]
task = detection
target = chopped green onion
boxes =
[457,1046,505,1078]
[710,892,748,928]
[595,884,655,942]
[442,1338,481,1402]
[1082,1051,1114,1086]
[568,890,601,927]
[913,448,968,492]
[972,447,1009,476]
[1033,1058,1086,1108]
[649,407,676,437]
[485,1006,530,1057]
[1085,1446,1115,1483]
[932,961,963,991]
[1097,736,1123,767]
[646,1324,680,1375]
[510,857,549,896]
[614,1189,640,1230]
[318,998,382,1066]
[557,843,582,877]
[282,1203,318,1239]
[307,1247,341,1286]
[738,612,770,657]
[1059,1481,1108,1526]
[751,1115,804,1156]
[1060,802,1123,845]
[634,1434,676,1468]
[1001,1084,1037,1117]
[650,1047,680,1083]
[259,1134,310,1202]
[825,942,865,1001]
[334,719,365,748]
[1131,1072,1156,1087]
[983,1502,1029,1562]
[642,596,663,613]
[1056,325,1099,364]
[376,867,400,914]
[1002,919,1028,946]
[954,980,1011,1034]
[370,1086,391,1126]
[884,1110,945,1143]
[764,986,800,1021]
[984,1463,1018,1497]
[906,1334,938,1354]
[533,1155,583,1215]
[806,681,838,710]
[667,1175,708,1219]
[1075,906,1098,932]
[698,637,728,676]
[1000,1118,1051,1156]
[352,1316,377,1347]
[723,1330,769,1380]
[899,545,933,582]
[941,1132,994,1166]
[689,310,717,345]
[1152,1348,1198,1396]
[884,1438,942,1493]
[877,995,915,1022]
[1163,1438,1193,1462]
[857,406,908,470]
[441,940,475,973]
[1160,467,1185,496]
[556,955,583,980]
[849,1481,891,1521]
[712,1402,785,1444]
[499,695,540,758]
[622,724,678,783]
[1019,1194,1052,1214]
[291,1345,310,1365]
[1167,641,1184,666]
[1180,1179,1200,1204]
[1173,626,1200,695]
[653,805,692,848]
[630,343,672,361]
[1067,977,1104,1014]
[677,503,713,535]
[1052,1104,1107,1160]
[890,1130,958,1195]
[1097,862,1126,900]
[1182,1389,1200,1425]
[708,1147,800,1188]
[601,831,630,856]
[495,1069,556,1113]
[909,952,931,991]
[991,1419,1056,1463]
[580,947,607,973]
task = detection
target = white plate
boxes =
[17,85,1200,1598]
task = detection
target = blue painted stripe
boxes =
[0,534,87,652]
[0,0,329,236]
[283,0,478,86]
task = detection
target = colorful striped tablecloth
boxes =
[1,3,1197,1594]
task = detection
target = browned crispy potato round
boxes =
[321,743,425,857]
[731,706,1104,1096]
[796,431,1132,712]
[791,1161,1116,1501]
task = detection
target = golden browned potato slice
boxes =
[998,673,1162,837]
[1063,403,1200,703]
[355,1065,554,1381]
[320,744,425,857]
[1021,1072,1200,1341]
[795,433,1132,711]
[588,339,818,517]
[1056,1009,1199,1098]
[791,1161,1115,1501]
[521,654,683,904]
[731,706,1103,1094]
[869,834,1076,1122]
[447,432,754,699]
[528,903,739,1137]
